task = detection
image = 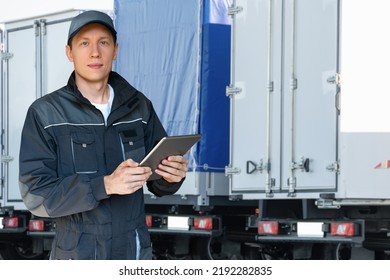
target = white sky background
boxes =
[0,0,113,22]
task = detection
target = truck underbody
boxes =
[146,199,390,260]
[2,198,390,260]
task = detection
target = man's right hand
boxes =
[104,159,152,195]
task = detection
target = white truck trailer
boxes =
[1,0,390,260]
[0,10,81,259]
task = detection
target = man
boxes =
[19,10,188,260]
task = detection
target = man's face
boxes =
[66,23,118,85]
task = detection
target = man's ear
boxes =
[65,45,74,62]
[113,43,119,60]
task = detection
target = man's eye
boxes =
[100,41,109,45]
[81,42,89,46]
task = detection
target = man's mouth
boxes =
[88,63,103,69]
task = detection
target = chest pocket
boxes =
[119,127,146,163]
[71,132,98,174]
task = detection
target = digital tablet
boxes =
[140,134,201,181]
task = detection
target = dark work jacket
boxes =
[19,71,183,260]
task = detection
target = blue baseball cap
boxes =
[68,10,117,45]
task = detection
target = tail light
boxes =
[5,217,18,228]
[29,219,45,231]
[145,215,152,227]
[194,217,213,230]
[330,222,356,237]
[258,221,279,235]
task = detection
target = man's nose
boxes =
[90,44,100,57]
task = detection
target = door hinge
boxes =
[226,85,242,97]
[0,52,13,60]
[225,166,241,176]
[1,155,14,163]
[326,161,340,174]
[228,6,243,16]
[327,73,341,86]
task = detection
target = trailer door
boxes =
[2,22,37,210]
[228,0,339,198]
[280,0,339,195]
[2,12,76,210]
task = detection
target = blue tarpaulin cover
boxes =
[114,0,230,171]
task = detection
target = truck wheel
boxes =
[190,236,243,260]
[311,243,351,260]
[241,243,261,259]
[0,241,46,260]
[258,243,293,260]
[190,237,213,259]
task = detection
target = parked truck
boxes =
[1,0,390,260]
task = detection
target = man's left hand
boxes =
[155,155,189,183]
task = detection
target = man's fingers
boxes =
[122,158,139,167]
[162,156,189,171]
[154,155,189,183]
[128,171,152,182]
[166,155,189,163]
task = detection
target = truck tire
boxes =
[190,237,212,259]
[190,236,243,260]
[0,241,46,260]
[311,243,351,260]
[241,243,261,259]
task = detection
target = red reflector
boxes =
[5,217,18,228]
[258,221,279,235]
[29,220,44,231]
[330,222,355,236]
[145,215,152,227]
[194,217,213,230]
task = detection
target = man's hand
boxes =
[155,155,189,183]
[104,159,152,195]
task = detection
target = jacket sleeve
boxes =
[146,177,184,197]
[19,106,108,218]
[142,102,185,197]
